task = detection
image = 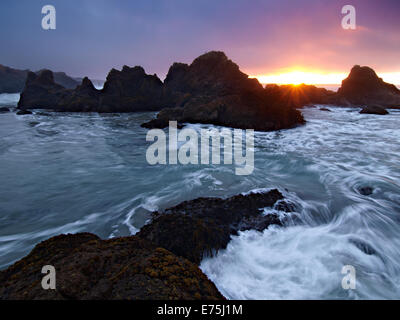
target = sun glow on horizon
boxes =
[251,70,400,86]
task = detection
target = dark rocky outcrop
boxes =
[38,70,80,90]
[18,66,165,113]
[163,52,264,105]
[57,77,100,112]
[264,84,337,108]
[0,64,79,93]
[17,70,70,110]
[142,93,305,131]
[18,51,306,131]
[14,58,400,120]
[359,105,389,115]
[138,189,285,264]
[337,65,400,107]
[142,51,305,131]
[98,66,164,112]
[261,66,400,109]
[0,233,223,300]
[0,189,288,300]
[0,107,10,113]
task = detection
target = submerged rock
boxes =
[16,109,32,115]
[0,233,223,300]
[349,239,377,256]
[359,105,389,115]
[358,186,374,196]
[0,107,10,113]
[320,107,331,112]
[138,189,285,264]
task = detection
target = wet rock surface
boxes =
[0,233,223,300]
[0,189,287,300]
[138,189,285,264]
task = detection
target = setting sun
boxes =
[251,70,400,86]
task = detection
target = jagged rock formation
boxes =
[0,64,79,93]
[337,65,400,107]
[142,51,305,131]
[0,189,288,300]
[18,66,166,113]
[57,77,100,112]
[98,66,164,112]
[18,51,306,131]
[15,57,400,121]
[17,70,70,110]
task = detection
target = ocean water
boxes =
[1,93,400,299]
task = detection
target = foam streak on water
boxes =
[1,93,400,299]
[201,107,400,299]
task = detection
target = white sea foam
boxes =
[201,106,400,299]
[0,93,20,106]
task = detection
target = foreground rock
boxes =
[337,65,400,107]
[0,107,10,113]
[138,189,285,264]
[359,105,389,115]
[0,189,287,300]
[0,233,223,300]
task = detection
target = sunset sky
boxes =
[0,0,399,84]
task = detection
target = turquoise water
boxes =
[1,93,400,299]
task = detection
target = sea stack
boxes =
[142,51,306,131]
[337,65,400,107]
